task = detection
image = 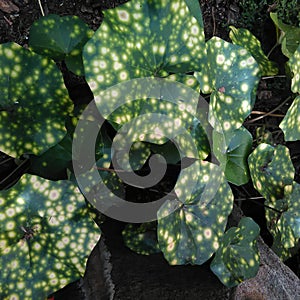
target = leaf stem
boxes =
[37,0,45,16]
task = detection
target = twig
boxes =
[251,111,285,118]
[37,0,45,16]
[261,75,286,80]
[245,96,291,124]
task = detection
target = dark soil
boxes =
[0,0,299,299]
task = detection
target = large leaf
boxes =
[280,96,300,141]
[229,26,278,76]
[157,161,233,265]
[0,43,73,157]
[287,44,300,93]
[270,13,300,58]
[265,182,300,260]
[83,0,206,92]
[29,14,94,75]
[210,217,260,287]
[0,175,100,299]
[213,126,253,185]
[248,143,295,201]
[194,37,260,140]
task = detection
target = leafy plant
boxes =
[0,0,299,297]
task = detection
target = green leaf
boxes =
[248,143,295,201]
[83,0,206,92]
[29,14,94,75]
[210,217,260,287]
[0,175,101,299]
[213,126,253,185]
[157,161,233,265]
[195,37,260,140]
[265,182,300,259]
[122,222,160,255]
[229,26,278,76]
[287,44,300,93]
[280,96,300,141]
[27,134,72,180]
[270,13,300,58]
[0,42,73,157]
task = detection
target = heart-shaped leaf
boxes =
[29,14,94,75]
[287,44,300,93]
[229,26,278,76]
[270,13,300,58]
[157,161,233,265]
[194,37,260,140]
[0,175,101,299]
[213,126,253,185]
[122,222,160,255]
[280,96,300,141]
[210,217,260,287]
[0,42,73,157]
[83,0,206,92]
[265,182,300,259]
[248,143,295,201]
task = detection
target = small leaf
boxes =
[210,217,260,287]
[195,37,260,140]
[0,43,73,157]
[0,175,101,299]
[280,96,300,141]
[265,182,300,260]
[270,13,300,58]
[248,143,295,201]
[287,44,300,93]
[122,222,160,255]
[157,162,233,265]
[29,14,93,75]
[83,0,206,92]
[229,26,278,76]
[213,126,253,185]
[27,134,72,180]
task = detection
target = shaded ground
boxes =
[0,0,299,299]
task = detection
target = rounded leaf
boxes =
[0,43,73,157]
[0,175,101,299]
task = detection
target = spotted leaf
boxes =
[248,143,295,201]
[122,222,160,255]
[287,44,300,93]
[265,182,300,260]
[0,175,101,300]
[194,37,260,140]
[83,0,206,92]
[213,126,253,185]
[29,14,94,75]
[157,162,233,265]
[210,217,260,287]
[0,43,73,157]
[280,96,300,141]
[229,26,278,76]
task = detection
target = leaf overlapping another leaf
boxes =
[157,162,233,265]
